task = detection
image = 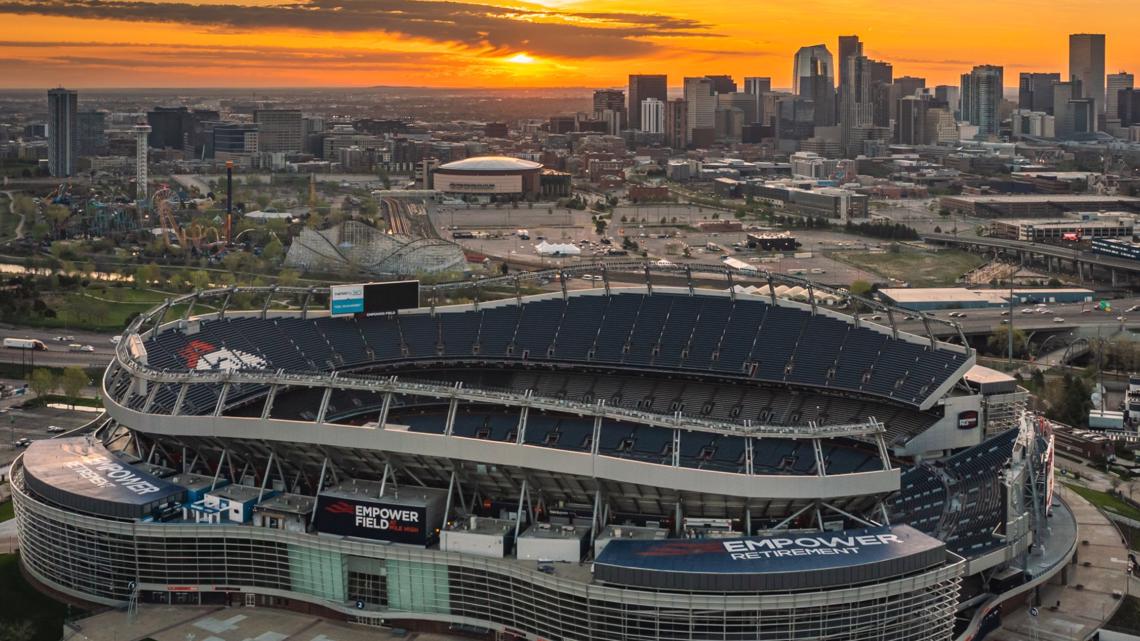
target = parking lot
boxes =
[429,203,882,286]
[0,390,99,476]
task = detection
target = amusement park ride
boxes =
[37,158,243,250]
[149,160,234,253]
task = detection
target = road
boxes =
[0,325,116,368]
[926,232,1140,278]
[891,297,1140,337]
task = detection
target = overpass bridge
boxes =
[923,233,1140,286]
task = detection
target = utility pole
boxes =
[1008,277,1015,366]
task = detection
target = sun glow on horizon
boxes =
[506,52,537,64]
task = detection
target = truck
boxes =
[3,338,47,351]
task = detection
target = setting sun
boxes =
[506,53,537,65]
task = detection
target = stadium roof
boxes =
[438,156,542,172]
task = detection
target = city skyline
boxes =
[0,0,1136,88]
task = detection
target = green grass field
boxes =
[1106,595,1140,634]
[32,288,191,333]
[0,554,81,641]
[1064,483,1140,521]
[833,248,986,287]
[0,192,15,240]
[0,501,12,522]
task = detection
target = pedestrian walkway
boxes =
[994,485,1130,641]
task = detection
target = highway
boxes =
[893,297,1140,338]
[0,325,116,368]
[925,232,1140,278]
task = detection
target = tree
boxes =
[849,280,873,298]
[28,368,57,399]
[0,620,34,641]
[134,263,162,288]
[261,236,285,264]
[60,366,88,408]
[187,270,211,292]
[987,325,1028,358]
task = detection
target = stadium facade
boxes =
[431,156,543,201]
[11,265,1062,641]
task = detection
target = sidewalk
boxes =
[994,485,1130,641]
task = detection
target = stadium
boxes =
[431,156,544,201]
[10,263,1067,641]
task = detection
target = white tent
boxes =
[534,241,581,256]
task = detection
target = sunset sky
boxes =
[0,0,1136,89]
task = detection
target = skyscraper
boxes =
[1107,72,1135,125]
[744,77,773,126]
[934,85,960,117]
[1052,81,1079,139]
[1018,73,1061,114]
[592,89,626,134]
[683,77,716,146]
[627,75,667,131]
[837,35,862,123]
[77,110,107,157]
[47,88,77,177]
[640,98,665,135]
[896,95,928,145]
[1069,34,1106,119]
[840,54,875,152]
[705,75,737,94]
[664,98,688,149]
[794,45,836,127]
[960,65,1004,139]
[744,77,772,96]
[792,45,834,95]
[254,109,303,154]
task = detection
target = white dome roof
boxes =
[438,156,542,172]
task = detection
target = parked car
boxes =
[1053,317,1065,323]
[47,425,67,433]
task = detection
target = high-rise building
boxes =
[1107,72,1135,124]
[1018,73,1061,114]
[776,96,815,143]
[146,106,218,157]
[896,96,928,145]
[894,76,926,98]
[1118,88,1140,126]
[592,90,626,134]
[133,123,150,202]
[683,77,716,145]
[705,75,737,95]
[47,88,78,177]
[211,123,259,166]
[640,98,665,134]
[664,98,688,149]
[794,45,836,127]
[743,77,773,126]
[718,92,758,125]
[627,75,667,131]
[924,107,959,144]
[840,54,876,153]
[1070,98,1097,136]
[1069,34,1106,119]
[934,85,960,117]
[868,60,894,129]
[77,110,107,157]
[960,65,1004,138]
[837,35,863,123]
[1052,81,1078,139]
[254,109,303,154]
[792,45,834,95]
[744,77,772,96]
